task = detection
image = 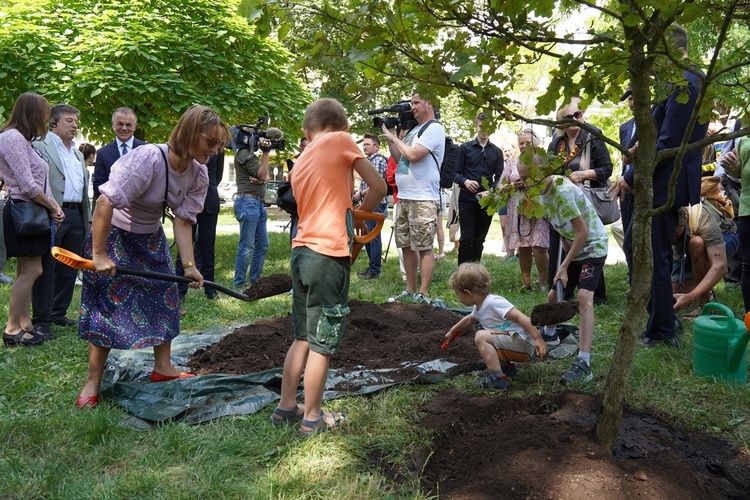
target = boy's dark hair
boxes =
[302,98,348,133]
[448,263,491,295]
[363,132,380,145]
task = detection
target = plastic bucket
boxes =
[692,303,748,384]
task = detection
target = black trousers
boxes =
[176,209,219,297]
[457,198,493,265]
[626,206,679,339]
[32,206,85,324]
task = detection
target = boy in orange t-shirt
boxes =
[270,98,387,436]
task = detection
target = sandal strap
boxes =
[273,405,300,419]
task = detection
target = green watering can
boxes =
[692,303,750,384]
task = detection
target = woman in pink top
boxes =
[0,93,65,347]
[76,105,229,409]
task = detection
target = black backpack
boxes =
[417,120,458,188]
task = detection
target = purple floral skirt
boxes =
[78,226,180,349]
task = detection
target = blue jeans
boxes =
[233,196,269,288]
[364,201,388,274]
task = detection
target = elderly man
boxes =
[92,107,146,200]
[32,104,91,336]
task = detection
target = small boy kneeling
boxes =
[445,263,547,390]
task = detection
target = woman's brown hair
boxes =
[0,92,50,141]
[168,105,230,160]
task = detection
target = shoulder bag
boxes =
[9,171,51,236]
[579,140,620,225]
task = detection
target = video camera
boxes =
[368,101,416,133]
[230,116,285,153]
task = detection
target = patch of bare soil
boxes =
[416,390,750,499]
[188,301,750,499]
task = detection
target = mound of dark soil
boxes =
[188,300,750,499]
[416,389,750,499]
[189,299,478,380]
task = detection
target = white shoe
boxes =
[435,253,445,261]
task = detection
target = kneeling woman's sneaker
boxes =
[475,373,507,390]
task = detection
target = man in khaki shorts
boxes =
[382,93,445,302]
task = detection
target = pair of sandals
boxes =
[270,405,347,437]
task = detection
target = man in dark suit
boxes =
[176,151,224,301]
[611,26,709,348]
[32,104,92,336]
[92,107,146,200]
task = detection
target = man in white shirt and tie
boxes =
[31,104,92,336]
[92,107,146,200]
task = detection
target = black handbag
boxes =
[8,198,50,236]
[579,140,621,225]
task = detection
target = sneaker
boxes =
[475,373,507,390]
[541,330,560,346]
[0,272,13,284]
[500,362,517,378]
[435,253,445,261]
[387,290,414,303]
[414,292,431,304]
[357,270,380,280]
[560,357,593,384]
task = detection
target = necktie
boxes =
[121,143,128,157]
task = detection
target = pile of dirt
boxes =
[189,300,750,498]
[413,389,750,499]
[189,299,478,380]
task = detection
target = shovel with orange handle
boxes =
[351,209,386,264]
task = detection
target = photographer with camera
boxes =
[231,121,278,291]
[381,93,445,303]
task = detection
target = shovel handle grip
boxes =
[353,209,385,244]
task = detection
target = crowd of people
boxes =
[1,25,747,432]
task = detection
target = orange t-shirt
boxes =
[292,131,364,257]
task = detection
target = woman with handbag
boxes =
[547,98,613,305]
[75,105,230,409]
[0,93,65,347]
[500,128,550,291]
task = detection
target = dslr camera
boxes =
[230,116,285,153]
[368,101,416,133]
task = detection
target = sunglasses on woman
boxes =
[563,111,583,120]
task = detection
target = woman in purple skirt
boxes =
[76,105,229,409]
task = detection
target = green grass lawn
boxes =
[1,212,749,498]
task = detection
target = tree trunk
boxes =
[595,59,657,451]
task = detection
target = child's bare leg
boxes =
[474,330,501,372]
[301,349,330,422]
[577,289,595,354]
[278,339,309,411]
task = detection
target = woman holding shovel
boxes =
[75,105,230,409]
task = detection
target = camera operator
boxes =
[381,93,445,303]
[233,137,271,291]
